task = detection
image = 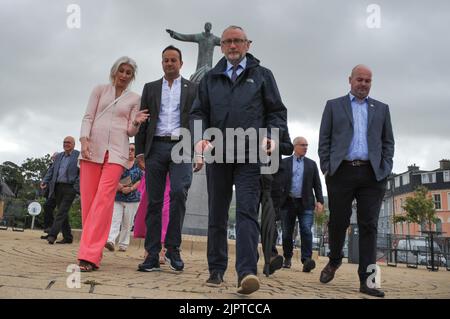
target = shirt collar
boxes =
[163,75,181,86]
[349,92,369,103]
[226,56,247,73]
[294,155,304,162]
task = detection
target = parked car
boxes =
[395,238,447,267]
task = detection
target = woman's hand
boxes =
[133,109,150,126]
[80,138,92,160]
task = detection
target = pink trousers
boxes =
[77,152,124,267]
[133,173,170,242]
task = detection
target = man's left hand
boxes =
[261,137,276,155]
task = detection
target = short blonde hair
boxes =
[110,56,138,85]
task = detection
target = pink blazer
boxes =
[79,84,141,168]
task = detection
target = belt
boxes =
[343,160,370,167]
[153,136,180,143]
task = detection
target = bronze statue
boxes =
[166,22,220,83]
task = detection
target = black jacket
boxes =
[190,53,288,161]
[279,156,324,211]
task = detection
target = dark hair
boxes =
[162,45,182,62]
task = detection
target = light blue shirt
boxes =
[290,155,304,198]
[56,152,71,183]
[225,57,247,80]
[346,93,369,161]
[155,76,182,137]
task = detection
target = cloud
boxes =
[0,0,448,172]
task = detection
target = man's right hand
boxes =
[193,140,213,173]
[40,182,47,190]
[136,155,145,170]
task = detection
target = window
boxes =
[436,219,442,233]
[448,193,450,210]
[402,173,410,185]
[433,194,441,210]
[400,198,404,213]
[421,173,436,184]
[395,176,400,188]
[444,171,450,182]
[386,180,391,190]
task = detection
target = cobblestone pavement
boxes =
[0,229,449,299]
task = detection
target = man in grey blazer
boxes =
[318,65,394,297]
[135,45,197,273]
[40,136,80,244]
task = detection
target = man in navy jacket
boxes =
[190,25,288,295]
[279,136,324,272]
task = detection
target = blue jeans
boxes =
[281,198,314,263]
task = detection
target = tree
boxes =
[402,186,438,233]
[0,161,24,197]
[21,155,53,199]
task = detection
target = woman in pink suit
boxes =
[134,173,170,263]
[77,56,149,272]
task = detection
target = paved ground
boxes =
[0,229,449,299]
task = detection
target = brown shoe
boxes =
[319,262,342,283]
[237,274,260,295]
[104,242,115,252]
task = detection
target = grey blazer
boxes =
[318,94,394,181]
[42,150,80,197]
[135,77,197,158]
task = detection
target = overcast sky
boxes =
[1,0,449,177]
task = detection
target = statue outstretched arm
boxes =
[213,35,221,46]
[166,29,198,42]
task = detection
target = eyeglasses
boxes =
[295,144,308,147]
[63,141,72,144]
[221,38,247,46]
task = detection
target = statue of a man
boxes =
[166,22,221,83]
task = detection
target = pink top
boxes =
[79,84,141,168]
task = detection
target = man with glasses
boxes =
[190,25,288,294]
[279,137,324,271]
[40,137,80,244]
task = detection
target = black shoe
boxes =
[47,236,56,245]
[360,282,385,298]
[269,255,283,275]
[206,271,224,287]
[282,257,292,269]
[40,235,49,240]
[165,248,184,271]
[44,228,51,234]
[319,261,342,283]
[302,258,316,273]
[138,255,160,272]
[237,274,260,295]
[56,239,73,244]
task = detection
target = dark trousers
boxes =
[49,183,76,240]
[206,163,261,277]
[144,141,192,255]
[43,196,57,229]
[326,164,386,282]
[281,198,314,262]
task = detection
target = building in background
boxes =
[382,159,450,236]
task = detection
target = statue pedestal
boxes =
[183,166,209,236]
